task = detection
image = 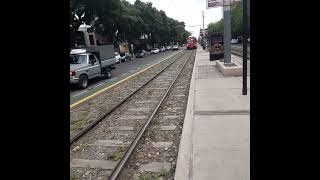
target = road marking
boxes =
[70,50,182,109]
[72,90,88,97]
[95,83,104,88]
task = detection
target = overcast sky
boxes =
[127,0,223,38]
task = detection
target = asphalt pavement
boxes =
[70,49,183,105]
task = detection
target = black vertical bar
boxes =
[242,0,248,95]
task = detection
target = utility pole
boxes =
[242,0,248,95]
[202,11,204,31]
[202,11,205,48]
[223,0,231,64]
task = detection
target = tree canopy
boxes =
[207,1,250,38]
[70,0,191,45]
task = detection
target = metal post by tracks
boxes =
[108,50,195,180]
[242,0,248,95]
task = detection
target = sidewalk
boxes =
[174,47,250,180]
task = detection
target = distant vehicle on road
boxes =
[187,36,197,49]
[231,38,239,44]
[151,48,160,54]
[166,46,172,50]
[136,50,147,58]
[159,46,166,52]
[120,52,132,62]
[172,44,179,51]
[119,42,132,62]
[115,52,121,63]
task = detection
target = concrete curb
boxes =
[216,60,242,76]
[174,50,198,180]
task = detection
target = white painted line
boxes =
[73,90,88,97]
[95,83,104,88]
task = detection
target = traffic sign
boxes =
[206,0,223,9]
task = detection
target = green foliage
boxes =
[138,169,170,180]
[207,1,250,38]
[207,19,224,34]
[70,0,190,46]
[231,1,243,38]
[108,152,122,161]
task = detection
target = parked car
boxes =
[151,48,160,54]
[115,52,121,63]
[172,44,179,50]
[120,52,132,62]
[231,38,238,44]
[166,46,172,50]
[136,50,147,58]
[159,46,166,52]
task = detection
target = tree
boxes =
[230,1,243,38]
[70,0,190,47]
[207,1,250,38]
[207,19,224,34]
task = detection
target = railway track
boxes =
[70,50,196,179]
[70,51,184,140]
[231,46,250,59]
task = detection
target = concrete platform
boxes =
[174,47,250,180]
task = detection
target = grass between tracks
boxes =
[138,169,170,180]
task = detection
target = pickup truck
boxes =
[70,48,116,89]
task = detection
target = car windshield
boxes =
[70,54,87,64]
[137,50,143,53]
[152,48,157,50]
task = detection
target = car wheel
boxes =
[104,69,112,79]
[78,74,88,89]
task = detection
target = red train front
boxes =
[187,36,197,49]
